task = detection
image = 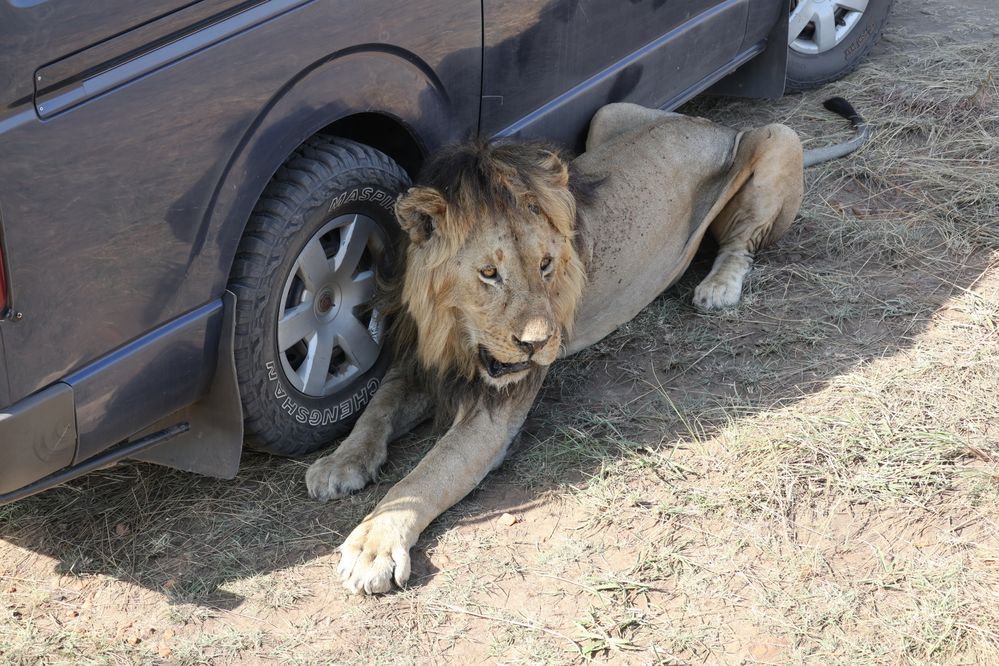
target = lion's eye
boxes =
[479,265,498,280]
[527,203,541,215]
[540,255,553,274]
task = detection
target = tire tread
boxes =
[228,137,409,456]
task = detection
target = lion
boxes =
[305,98,868,594]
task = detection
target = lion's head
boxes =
[391,141,587,391]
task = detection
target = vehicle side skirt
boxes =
[0,423,189,504]
[0,291,244,504]
[65,301,222,464]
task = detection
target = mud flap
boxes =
[131,290,243,478]
[708,4,789,99]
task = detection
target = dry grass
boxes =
[2,7,998,664]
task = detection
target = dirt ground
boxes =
[3,0,998,663]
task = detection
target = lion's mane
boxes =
[377,140,594,418]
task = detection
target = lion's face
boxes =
[394,142,586,388]
[438,205,577,387]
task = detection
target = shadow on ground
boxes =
[2,245,990,610]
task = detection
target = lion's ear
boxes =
[533,148,577,238]
[395,186,447,244]
[538,149,570,189]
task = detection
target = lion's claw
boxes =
[338,519,412,595]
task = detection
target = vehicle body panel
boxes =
[0,0,480,409]
[206,46,478,302]
[708,0,788,98]
[64,300,222,463]
[482,0,743,137]
[0,0,199,107]
[490,0,752,146]
[130,291,243,479]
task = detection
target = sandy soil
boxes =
[2,0,997,663]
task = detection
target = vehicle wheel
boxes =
[785,0,893,92]
[228,136,410,456]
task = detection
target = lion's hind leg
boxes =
[693,123,804,310]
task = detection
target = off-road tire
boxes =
[786,0,893,93]
[228,136,409,456]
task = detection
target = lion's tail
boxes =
[802,97,870,168]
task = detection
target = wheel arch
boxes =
[207,46,450,292]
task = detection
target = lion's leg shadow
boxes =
[693,123,804,310]
[306,365,432,500]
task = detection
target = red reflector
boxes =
[0,246,6,313]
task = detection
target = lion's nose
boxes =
[513,317,553,355]
[513,333,550,355]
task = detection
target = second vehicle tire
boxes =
[786,0,893,92]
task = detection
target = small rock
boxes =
[126,636,141,646]
[498,513,519,527]
[747,637,785,661]
[749,644,771,659]
[114,523,130,537]
[4,586,15,594]
[158,642,173,659]
[163,629,176,640]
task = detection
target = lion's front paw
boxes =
[693,275,743,310]
[338,517,412,595]
[306,450,376,501]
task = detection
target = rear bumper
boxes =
[0,382,77,495]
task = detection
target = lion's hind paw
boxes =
[693,271,746,310]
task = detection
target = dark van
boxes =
[0,0,891,501]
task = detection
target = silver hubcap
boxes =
[789,0,868,55]
[277,214,386,397]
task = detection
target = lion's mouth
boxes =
[478,346,532,379]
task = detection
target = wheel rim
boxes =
[277,213,386,397]
[789,0,868,55]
